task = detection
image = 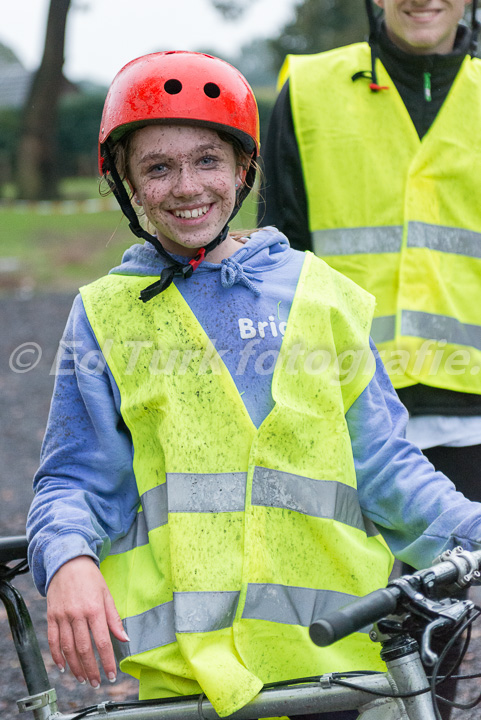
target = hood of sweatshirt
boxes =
[109,226,293,297]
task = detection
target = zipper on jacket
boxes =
[423,71,432,102]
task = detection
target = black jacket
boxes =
[258,24,481,416]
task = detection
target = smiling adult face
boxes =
[373,0,471,54]
[127,124,245,258]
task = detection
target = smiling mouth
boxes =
[406,9,441,18]
[173,205,210,219]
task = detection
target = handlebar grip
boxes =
[309,586,401,647]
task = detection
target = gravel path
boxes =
[0,292,479,719]
[0,293,137,717]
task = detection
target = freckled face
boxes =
[374,0,470,55]
[127,125,243,256]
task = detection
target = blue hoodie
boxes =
[27,227,481,595]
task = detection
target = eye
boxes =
[199,155,217,167]
[149,162,168,174]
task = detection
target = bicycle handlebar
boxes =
[310,547,481,647]
[309,586,401,646]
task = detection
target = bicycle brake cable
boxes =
[327,675,431,699]
[431,605,481,717]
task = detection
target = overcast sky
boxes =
[1,0,296,86]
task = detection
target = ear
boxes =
[126,179,141,205]
[373,0,384,8]
[235,165,247,189]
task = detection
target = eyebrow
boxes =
[137,143,224,165]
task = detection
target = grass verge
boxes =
[0,179,260,295]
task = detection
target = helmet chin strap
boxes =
[138,225,229,302]
[103,143,233,302]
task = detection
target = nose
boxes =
[172,165,201,198]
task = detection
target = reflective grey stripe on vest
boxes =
[408,221,481,259]
[312,226,403,256]
[113,600,175,660]
[114,583,370,660]
[110,474,246,555]
[252,467,378,536]
[114,592,239,661]
[109,484,168,555]
[242,583,371,632]
[167,472,247,512]
[111,468,379,556]
[174,590,240,633]
[371,315,396,344]
[402,310,481,352]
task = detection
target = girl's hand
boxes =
[46,556,129,687]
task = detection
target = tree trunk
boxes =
[15,0,71,200]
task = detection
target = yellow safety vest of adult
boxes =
[80,252,393,717]
[283,43,481,393]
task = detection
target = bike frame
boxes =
[14,668,435,720]
[3,578,439,720]
[2,538,479,720]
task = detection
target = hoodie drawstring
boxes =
[220,257,262,296]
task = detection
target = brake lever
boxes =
[421,617,450,666]
[420,597,475,666]
[389,576,473,623]
[388,577,474,663]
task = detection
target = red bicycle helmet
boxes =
[98,51,260,302]
[99,50,259,175]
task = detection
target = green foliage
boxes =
[210,0,256,20]
[58,92,106,175]
[269,0,368,69]
[0,107,21,155]
[232,39,278,88]
[0,108,21,193]
[254,86,277,147]
[0,91,107,194]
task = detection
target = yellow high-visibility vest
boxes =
[80,252,393,717]
[284,43,481,392]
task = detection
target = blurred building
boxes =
[0,43,32,109]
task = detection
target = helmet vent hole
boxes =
[164,79,182,95]
[204,82,221,98]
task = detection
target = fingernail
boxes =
[76,677,86,685]
[90,680,100,689]
[57,664,65,673]
[122,631,131,642]
[108,672,117,683]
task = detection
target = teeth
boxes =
[409,10,438,15]
[174,205,209,219]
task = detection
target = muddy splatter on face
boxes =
[128,125,244,258]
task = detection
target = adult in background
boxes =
[260,3,481,714]
[261,0,481,523]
